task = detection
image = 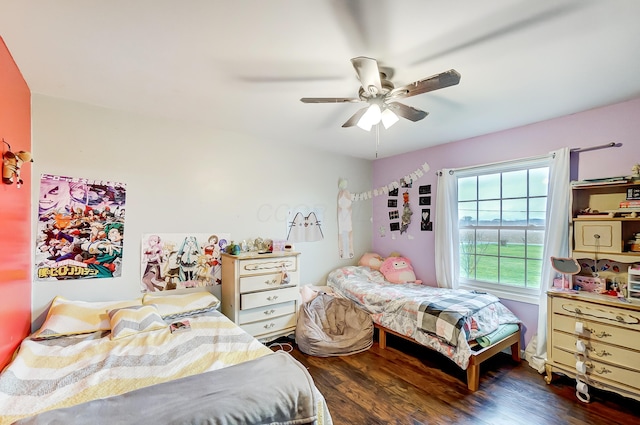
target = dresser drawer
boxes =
[241,313,297,338]
[239,271,299,293]
[552,330,640,370]
[552,297,640,333]
[238,256,298,277]
[239,301,296,325]
[574,220,622,253]
[552,347,640,391]
[241,286,299,310]
[551,313,640,351]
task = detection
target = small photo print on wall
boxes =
[389,188,399,197]
[389,210,399,220]
[419,185,431,195]
[390,222,400,231]
[400,177,412,188]
[419,196,431,206]
[388,199,398,208]
[421,209,432,231]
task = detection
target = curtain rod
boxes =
[571,141,621,153]
[436,153,551,175]
[436,143,622,175]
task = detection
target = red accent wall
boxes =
[0,36,31,369]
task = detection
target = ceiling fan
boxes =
[300,56,461,131]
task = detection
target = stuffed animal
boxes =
[358,252,384,270]
[379,256,422,284]
[2,149,33,186]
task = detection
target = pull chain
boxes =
[375,124,380,158]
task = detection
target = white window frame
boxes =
[455,156,550,305]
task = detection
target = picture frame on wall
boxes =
[389,210,399,220]
[419,196,431,206]
[389,188,399,197]
[388,199,397,208]
[390,222,400,231]
[421,209,432,231]
[419,185,431,195]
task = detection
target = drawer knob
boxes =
[263,322,276,329]
[592,331,611,339]
[267,295,279,301]
[593,366,612,375]
[265,278,278,285]
[264,309,276,315]
[589,348,611,358]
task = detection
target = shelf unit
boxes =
[569,180,640,299]
[629,266,640,300]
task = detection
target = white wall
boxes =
[30,95,372,328]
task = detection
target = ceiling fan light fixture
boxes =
[380,108,399,129]
[357,104,381,131]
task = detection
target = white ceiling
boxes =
[1,0,640,160]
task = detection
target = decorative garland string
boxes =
[350,162,430,201]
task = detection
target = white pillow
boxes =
[142,291,220,319]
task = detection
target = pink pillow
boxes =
[379,257,422,284]
[358,252,384,270]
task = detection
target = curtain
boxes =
[526,147,571,372]
[435,169,459,289]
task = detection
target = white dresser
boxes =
[221,251,300,341]
[545,290,640,401]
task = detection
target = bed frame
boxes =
[375,324,522,391]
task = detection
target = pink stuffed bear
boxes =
[379,256,422,284]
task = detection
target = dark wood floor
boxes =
[273,333,640,425]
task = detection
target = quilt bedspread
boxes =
[0,311,331,425]
[327,266,520,369]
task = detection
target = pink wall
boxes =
[0,37,31,369]
[372,97,640,345]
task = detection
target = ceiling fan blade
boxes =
[387,102,429,122]
[341,106,369,127]
[300,97,360,103]
[389,69,461,100]
[351,56,382,96]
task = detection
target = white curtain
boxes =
[526,147,571,372]
[435,169,459,289]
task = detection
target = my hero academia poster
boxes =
[35,174,127,281]
[140,233,230,292]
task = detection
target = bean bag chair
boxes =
[295,293,373,357]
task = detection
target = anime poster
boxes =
[35,174,127,281]
[140,232,230,292]
[287,208,324,243]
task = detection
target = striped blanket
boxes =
[0,311,331,425]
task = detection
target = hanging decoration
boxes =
[349,162,430,201]
[2,139,33,188]
[337,178,354,259]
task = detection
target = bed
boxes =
[0,292,332,425]
[327,265,522,391]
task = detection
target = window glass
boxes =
[502,170,527,198]
[458,176,477,201]
[457,158,549,300]
[478,173,500,200]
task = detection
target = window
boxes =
[456,157,549,303]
